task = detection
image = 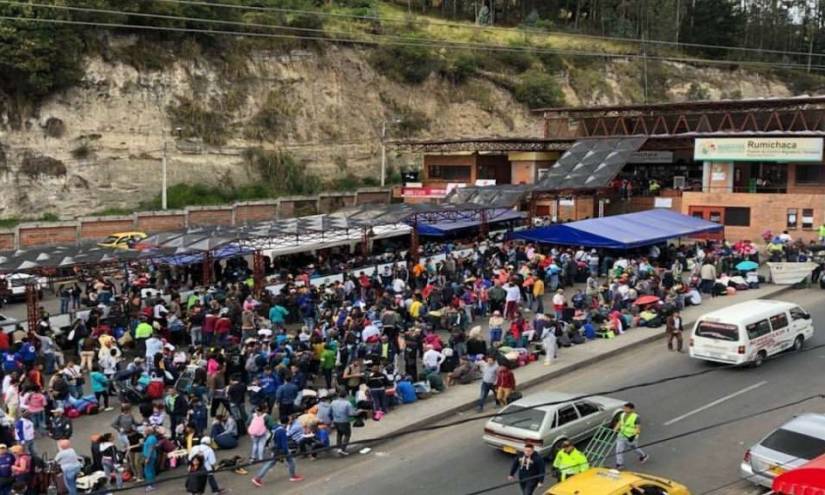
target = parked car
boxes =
[544,467,691,495]
[97,231,147,250]
[1,273,45,302]
[482,392,625,458]
[740,413,825,487]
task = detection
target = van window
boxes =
[769,313,789,330]
[790,307,809,321]
[695,322,739,341]
[746,320,771,339]
[555,405,580,428]
[491,405,546,432]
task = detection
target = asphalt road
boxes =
[19,289,825,495]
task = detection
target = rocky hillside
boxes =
[0,36,803,219]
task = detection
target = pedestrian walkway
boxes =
[345,283,792,447]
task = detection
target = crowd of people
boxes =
[0,233,779,494]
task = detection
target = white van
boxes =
[689,299,814,366]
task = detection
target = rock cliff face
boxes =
[0,38,795,218]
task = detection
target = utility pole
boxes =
[162,140,168,210]
[380,121,387,187]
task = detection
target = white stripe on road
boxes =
[663,381,768,426]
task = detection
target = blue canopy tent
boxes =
[511,209,723,249]
[417,209,525,237]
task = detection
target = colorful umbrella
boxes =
[635,295,660,306]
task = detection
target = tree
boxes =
[680,0,744,57]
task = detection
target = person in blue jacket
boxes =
[250,416,303,487]
[0,443,14,495]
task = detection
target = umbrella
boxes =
[736,260,759,271]
[635,295,660,306]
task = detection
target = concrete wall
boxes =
[3,188,392,249]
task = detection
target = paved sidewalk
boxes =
[345,283,793,448]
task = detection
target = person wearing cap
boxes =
[553,440,589,481]
[54,439,82,495]
[49,407,73,440]
[0,443,13,495]
[189,436,226,494]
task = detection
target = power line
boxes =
[156,0,825,60]
[3,13,825,72]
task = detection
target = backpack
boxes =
[247,414,267,437]
[146,380,164,400]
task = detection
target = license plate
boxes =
[502,446,518,454]
[770,466,785,476]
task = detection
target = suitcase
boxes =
[506,391,523,404]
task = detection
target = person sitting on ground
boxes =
[446,356,480,387]
[210,413,238,450]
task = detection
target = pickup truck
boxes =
[1,273,46,302]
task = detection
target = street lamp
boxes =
[380,118,402,187]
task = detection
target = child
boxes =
[148,403,166,429]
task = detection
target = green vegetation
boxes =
[569,65,614,102]
[244,90,296,142]
[686,82,711,101]
[243,147,322,196]
[167,97,231,146]
[513,70,565,109]
[369,38,443,84]
[0,218,20,229]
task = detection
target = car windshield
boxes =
[492,405,546,432]
[695,322,739,341]
[761,428,825,460]
[10,277,33,287]
[101,235,120,244]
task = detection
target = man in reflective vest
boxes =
[553,440,589,481]
[614,402,649,469]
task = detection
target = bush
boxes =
[167,97,230,146]
[489,48,535,74]
[440,53,478,85]
[243,147,322,196]
[513,70,565,109]
[244,91,295,141]
[369,41,442,84]
[686,82,711,101]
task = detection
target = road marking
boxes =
[663,381,768,426]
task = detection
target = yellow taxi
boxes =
[97,231,147,250]
[544,468,691,495]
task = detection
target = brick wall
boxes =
[187,207,234,226]
[19,224,77,247]
[1,187,392,249]
[0,232,14,250]
[318,193,357,213]
[682,191,825,242]
[234,202,278,224]
[356,190,392,205]
[79,218,135,240]
[135,212,187,232]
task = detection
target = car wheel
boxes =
[549,439,566,461]
[793,335,804,352]
[752,350,767,368]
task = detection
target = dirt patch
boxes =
[20,153,68,178]
[44,117,66,138]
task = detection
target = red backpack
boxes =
[146,380,164,399]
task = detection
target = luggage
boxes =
[506,391,523,404]
[146,380,164,399]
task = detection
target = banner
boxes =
[766,262,817,285]
[694,137,823,162]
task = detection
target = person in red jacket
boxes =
[495,365,516,406]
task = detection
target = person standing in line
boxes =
[330,391,358,456]
[477,355,498,412]
[614,402,649,469]
[666,311,684,352]
[508,443,545,495]
[251,416,303,487]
